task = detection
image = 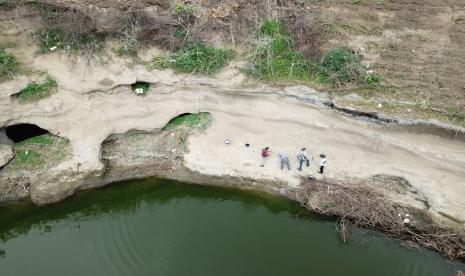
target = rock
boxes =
[0,130,13,168]
[343,93,363,102]
[0,144,14,168]
[99,77,114,87]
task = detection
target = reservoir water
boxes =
[0,178,463,276]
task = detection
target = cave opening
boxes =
[4,124,49,143]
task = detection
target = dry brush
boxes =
[296,179,465,261]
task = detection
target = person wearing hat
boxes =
[297,148,311,171]
[318,154,327,174]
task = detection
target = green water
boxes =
[0,179,463,276]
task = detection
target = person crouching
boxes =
[260,146,272,167]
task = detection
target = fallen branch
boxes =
[297,180,465,261]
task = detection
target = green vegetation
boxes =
[246,18,309,81]
[34,27,103,54]
[12,149,43,168]
[147,43,232,75]
[312,47,380,86]
[16,79,57,102]
[0,48,18,79]
[0,0,13,9]
[148,56,170,70]
[173,26,187,38]
[116,40,138,56]
[164,112,213,131]
[172,0,196,15]
[131,82,150,95]
[169,43,233,75]
[8,134,69,171]
[17,135,54,146]
[446,107,465,121]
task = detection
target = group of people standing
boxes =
[260,147,327,174]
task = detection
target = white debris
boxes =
[134,88,145,94]
[378,103,383,108]
[50,46,57,51]
[403,218,411,224]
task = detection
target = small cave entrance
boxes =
[131,82,150,95]
[4,124,50,143]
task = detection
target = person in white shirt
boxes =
[318,154,327,174]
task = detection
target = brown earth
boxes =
[315,0,465,125]
[2,0,464,124]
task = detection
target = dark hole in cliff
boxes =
[131,82,150,95]
[5,124,49,143]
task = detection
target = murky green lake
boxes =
[0,178,463,276]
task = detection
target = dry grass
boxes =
[297,180,465,261]
[5,0,464,124]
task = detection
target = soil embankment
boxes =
[0,57,464,231]
[1,0,465,260]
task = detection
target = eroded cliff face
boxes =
[0,48,464,230]
[0,1,465,235]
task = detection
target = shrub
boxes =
[173,26,187,38]
[34,27,103,55]
[16,79,57,102]
[147,56,169,70]
[0,48,18,79]
[312,47,380,86]
[116,38,138,56]
[0,0,14,10]
[173,1,196,15]
[116,11,145,57]
[362,73,381,84]
[246,18,309,81]
[169,42,233,75]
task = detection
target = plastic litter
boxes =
[134,88,144,94]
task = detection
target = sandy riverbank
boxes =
[0,42,464,235]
